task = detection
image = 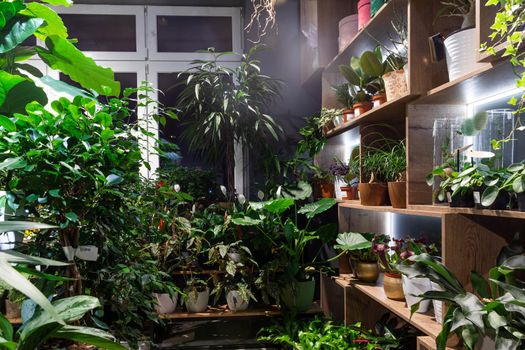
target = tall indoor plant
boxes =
[176,46,282,198]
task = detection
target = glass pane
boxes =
[61,14,137,52]
[158,72,222,174]
[157,16,232,52]
[59,72,138,124]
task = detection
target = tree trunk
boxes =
[59,227,83,296]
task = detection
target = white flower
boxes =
[192,204,196,214]
[173,184,181,192]
[257,190,264,200]
[238,194,246,205]
[220,185,227,196]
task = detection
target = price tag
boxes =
[473,191,481,204]
[75,245,99,261]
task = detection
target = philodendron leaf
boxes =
[253,198,294,215]
[37,35,120,96]
[481,186,499,207]
[0,16,43,54]
[298,198,337,219]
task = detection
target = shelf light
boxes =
[466,87,522,115]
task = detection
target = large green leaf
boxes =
[470,271,490,299]
[37,35,120,96]
[0,250,67,266]
[0,16,43,53]
[0,259,63,325]
[0,2,23,31]
[53,326,126,350]
[360,51,383,78]
[0,71,24,106]
[339,65,360,86]
[0,313,13,342]
[0,221,55,233]
[251,198,294,215]
[298,198,337,219]
[481,186,499,207]
[512,174,525,193]
[281,181,312,200]
[231,216,262,226]
[22,3,68,39]
[334,232,372,252]
[0,80,47,115]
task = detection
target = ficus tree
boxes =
[176,46,282,198]
[0,0,120,114]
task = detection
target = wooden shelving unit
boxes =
[160,302,322,320]
[315,0,523,348]
[417,336,457,350]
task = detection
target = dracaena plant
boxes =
[0,0,120,115]
[398,233,525,350]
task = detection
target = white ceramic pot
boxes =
[153,293,178,314]
[338,14,359,52]
[185,288,209,313]
[226,290,249,311]
[431,282,444,324]
[402,276,431,313]
[444,28,486,82]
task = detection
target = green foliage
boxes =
[362,138,406,183]
[339,49,384,101]
[0,0,120,112]
[333,83,355,108]
[176,45,282,194]
[157,165,221,202]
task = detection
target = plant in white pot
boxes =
[184,278,210,313]
[212,277,257,312]
[438,0,485,81]
[398,237,438,314]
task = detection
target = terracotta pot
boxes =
[388,181,406,208]
[383,69,408,101]
[353,102,372,117]
[342,108,354,122]
[322,120,335,135]
[383,273,405,301]
[371,93,387,108]
[5,301,20,319]
[357,0,371,30]
[315,182,335,199]
[358,183,388,206]
[354,261,379,283]
[340,186,358,200]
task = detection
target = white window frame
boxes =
[147,6,243,62]
[53,5,147,61]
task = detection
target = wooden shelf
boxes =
[326,94,415,138]
[417,336,458,350]
[339,200,443,218]
[335,277,442,339]
[324,0,408,73]
[412,61,517,105]
[160,302,322,320]
[409,204,525,220]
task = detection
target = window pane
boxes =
[61,14,137,52]
[157,16,232,52]
[60,72,138,124]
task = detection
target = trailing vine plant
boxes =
[482,0,525,150]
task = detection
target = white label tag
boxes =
[446,192,452,203]
[473,191,481,204]
[75,245,99,261]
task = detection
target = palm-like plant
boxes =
[176,46,282,198]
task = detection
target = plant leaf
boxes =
[298,198,337,219]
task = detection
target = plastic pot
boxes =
[357,0,371,30]
[431,282,444,324]
[518,192,525,212]
[153,293,178,314]
[353,102,372,117]
[185,288,209,313]
[448,191,475,208]
[281,279,315,313]
[383,69,408,101]
[383,273,405,301]
[340,185,358,200]
[226,290,249,312]
[388,181,407,209]
[338,14,359,52]
[402,276,431,313]
[473,187,510,210]
[444,28,486,81]
[342,108,354,122]
[372,93,387,108]
[359,183,388,206]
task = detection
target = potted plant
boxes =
[384,140,407,208]
[212,277,256,312]
[184,278,210,313]
[373,236,405,301]
[438,0,485,81]
[311,165,335,199]
[319,108,343,134]
[333,83,355,122]
[360,149,389,206]
[339,52,382,116]
[329,148,360,200]
[334,232,382,283]
[357,0,371,29]
[482,162,524,211]
[398,238,438,313]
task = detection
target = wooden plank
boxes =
[417,336,458,350]
[339,200,443,218]
[335,278,442,338]
[161,302,322,320]
[410,204,525,220]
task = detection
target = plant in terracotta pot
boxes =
[360,149,389,206]
[339,51,383,117]
[311,165,335,199]
[319,108,344,134]
[329,148,360,200]
[373,236,405,301]
[333,83,356,122]
[384,140,407,208]
[334,232,384,283]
